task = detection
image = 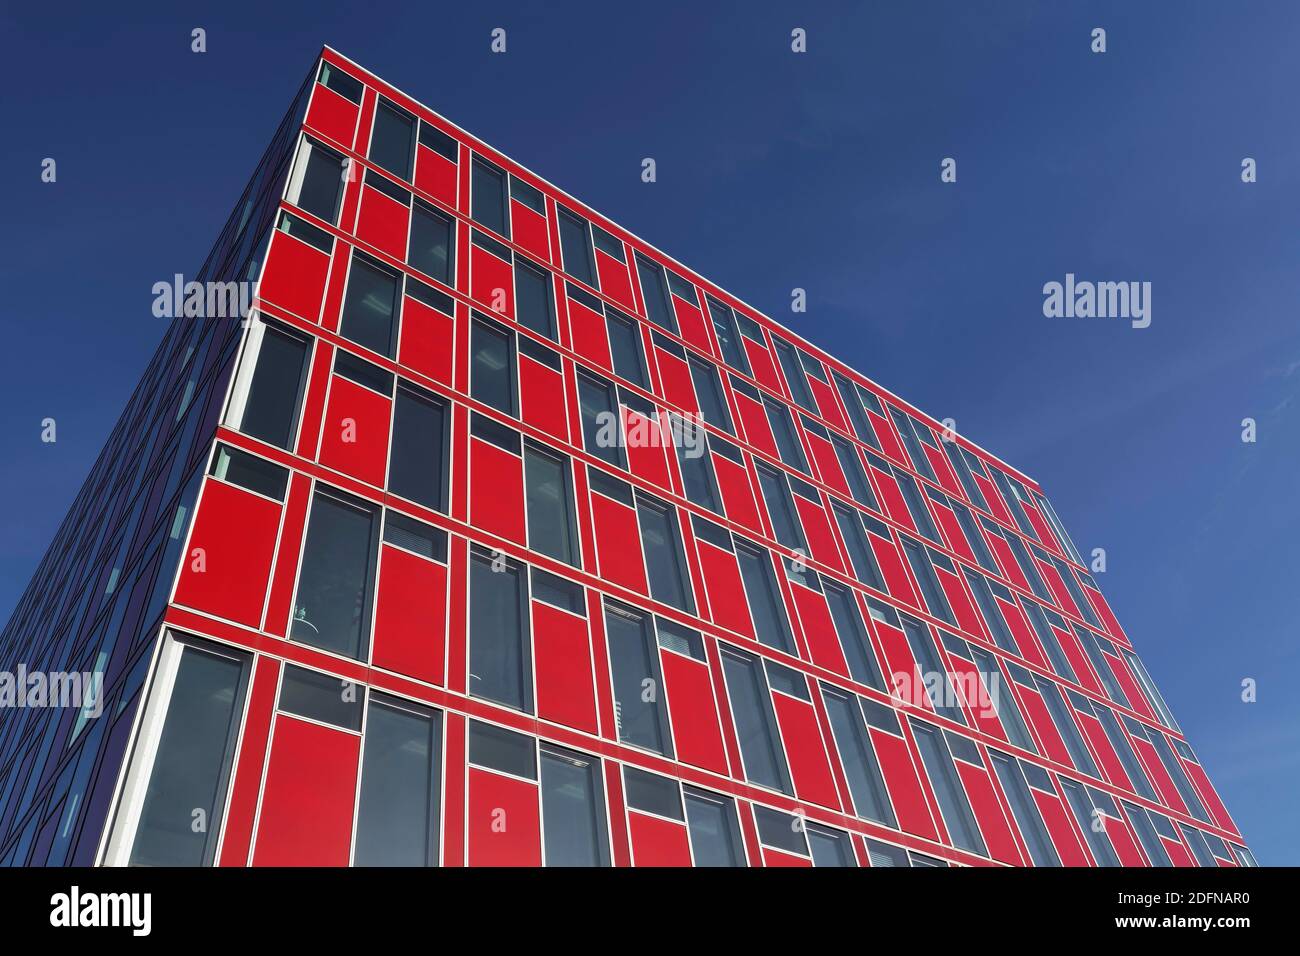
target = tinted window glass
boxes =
[354,700,441,866]
[341,255,399,357]
[469,551,530,711]
[683,787,744,866]
[292,491,377,660]
[525,444,577,565]
[240,325,308,449]
[558,209,594,286]
[540,746,608,866]
[470,319,516,414]
[604,603,671,755]
[370,101,414,179]
[471,157,508,236]
[409,203,452,283]
[389,385,447,510]
[721,648,790,793]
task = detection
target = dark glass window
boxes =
[577,372,623,468]
[772,338,816,412]
[807,824,857,867]
[720,647,791,793]
[292,489,379,660]
[683,786,745,866]
[901,615,965,724]
[370,100,415,180]
[824,582,884,690]
[419,122,458,162]
[389,383,447,510]
[735,541,794,653]
[705,296,749,374]
[469,550,531,711]
[341,254,400,357]
[754,806,808,856]
[686,354,732,432]
[606,309,646,387]
[354,698,441,866]
[967,645,1035,753]
[470,317,516,415]
[383,512,447,561]
[763,398,810,473]
[636,497,694,613]
[604,603,671,755]
[471,156,509,237]
[128,642,247,866]
[833,503,885,591]
[540,745,609,866]
[292,138,345,223]
[239,324,309,449]
[278,664,363,729]
[831,435,875,508]
[635,254,678,333]
[911,721,986,855]
[1034,677,1099,777]
[468,720,536,778]
[557,209,595,286]
[210,444,288,500]
[672,418,718,511]
[901,537,954,623]
[820,686,895,826]
[755,465,805,551]
[989,751,1059,866]
[622,767,682,820]
[318,62,363,103]
[514,258,556,339]
[409,202,452,284]
[524,443,578,565]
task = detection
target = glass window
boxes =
[1060,778,1119,867]
[900,537,954,624]
[832,372,874,447]
[831,435,875,508]
[409,201,452,284]
[530,567,583,613]
[471,156,509,237]
[820,686,895,826]
[239,324,309,450]
[370,100,415,180]
[901,616,965,724]
[735,541,794,653]
[755,465,805,551]
[622,767,682,820]
[683,786,745,866]
[893,469,940,542]
[865,839,909,867]
[389,383,448,510]
[577,371,623,468]
[967,645,1035,753]
[833,504,885,591]
[419,121,458,162]
[772,338,816,412]
[636,497,694,613]
[705,296,749,374]
[524,443,577,566]
[540,745,609,866]
[962,568,1017,653]
[720,647,791,793]
[468,720,536,778]
[470,317,517,415]
[318,61,362,103]
[383,512,447,561]
[807,824,857,867]
[557,209,595,286]
[604,602,671,755]
[1034,677,1099,777]
[210,444,288,500]
[634,254,678,333]
[278,664,363,729]
[514,258,555,339]
[127,642,248,866]
[824,583,885,691]
[672,418,718,511]
[1094,704,1155,801]
[888,407,936,482]
[290,138,345,223]
[911,721,986,856]
[686,354,732,432]
[606,309,646,387]
[763,397,810,473]
[341,254,400,357]
[292,489,379,660]
[754,805,808,856]
[354,698,441,866]
[989,750,1059,866]
[469,549,531,711]
[1123,801,1172,867]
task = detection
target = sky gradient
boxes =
[2,1,1296,861]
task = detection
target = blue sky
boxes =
[2,1,1296,861]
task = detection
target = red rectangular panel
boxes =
[252,717,359,866]
[318,375,392,487]
[398,294,455,388]
[305,84,360,149]
[173,478,280,627]
[870,728,939,841]
[355,185,409,261]
[533,602,598,734]
[590,494,647,594]
[467,768,541,866]
[662,650,729,775]
[415,146,458,208]
[628,812,692,867]
[772,694,841,810]
[258,231,331,323]
[470,244,514,318]
[372,544,447,685]
[469,438,526,545]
